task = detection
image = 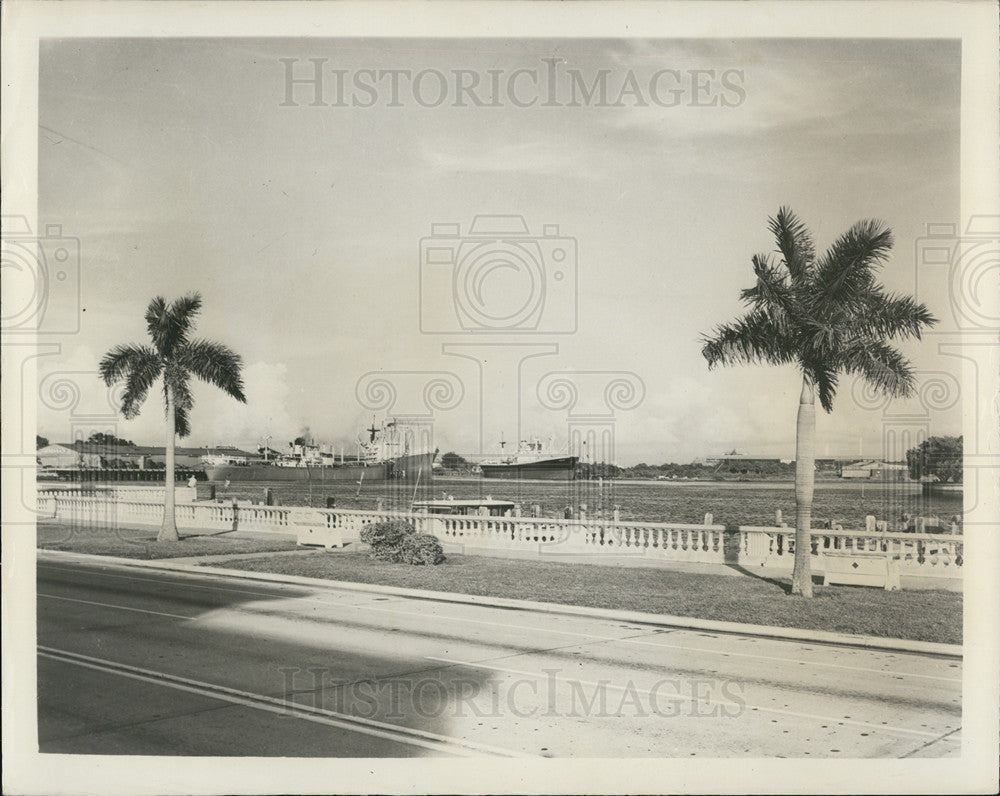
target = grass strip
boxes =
[213,550,962,645]
[37,522,297,559]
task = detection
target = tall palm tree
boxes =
[701,208,936,596]
[99,294,246,541]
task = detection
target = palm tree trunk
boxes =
[791,375,815,597]
[159,387,180,542]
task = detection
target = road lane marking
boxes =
[38,593,191,620]
[38,562,963,684]
[426,655,951,739]
[38,646,535,758]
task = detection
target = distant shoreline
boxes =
[433,475,925,491]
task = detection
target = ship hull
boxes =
[206,452,434,483]
[479,456,578,481]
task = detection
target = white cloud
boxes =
[421,138,599,178]
[36,349,298,452]
[188,361,299,449]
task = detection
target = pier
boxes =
[39,468,206,484]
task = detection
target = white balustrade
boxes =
[738,526,963,578]
[37,485,197,504]
[37,493,962,579]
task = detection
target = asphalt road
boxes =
[37,557,962,758]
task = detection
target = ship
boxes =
[478,436,578,481]
[203,419,436,483]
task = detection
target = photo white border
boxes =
[3,2,997,794]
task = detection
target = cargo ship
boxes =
[478,437,577,481]
[204,419,435,483]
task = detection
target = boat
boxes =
[203,419,436,483]
[478,436,578,481]
[411,498,517,516]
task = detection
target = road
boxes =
[37,557,962,758]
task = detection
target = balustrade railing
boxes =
[38,494,962,577]
[315,510,727,563]
[738,526,963,576]
[38,496,726,563]
[37,484,198,504]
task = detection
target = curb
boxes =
[37,549,963,658]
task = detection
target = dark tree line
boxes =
[906,435,962,483]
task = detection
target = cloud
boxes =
[189,361,299,449]
[36,349,299,451]
[420,138,602,178]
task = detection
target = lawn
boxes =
[37,522,298,560]
[214,550,962,645]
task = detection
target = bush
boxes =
[401,533,446,565]
[359,519,413,562]
[358,520,446,565]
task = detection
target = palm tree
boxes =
[701,208,936,596]
[99,294,246,541]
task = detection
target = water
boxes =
[210,476,962,528]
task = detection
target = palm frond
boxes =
[802,361,839,413]
[162,368,195,438]
[169,293,203,329]
[98,343,160,385]
[143,296,167,342]
[163,365,194,410]
[702,209,924,420]
[701,309,795,369]
[811,219,894,311]
[177,339,247,403]
[739,254,795,334]
[105,294,244,442]
[145,293,202,357]
[841,339,916,399]
[174,405,192,438]
[99,344,163,419]
[768,206,815,282]
[120,355,164,419]
[854,289,938,341]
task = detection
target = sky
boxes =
[35,37,962,465]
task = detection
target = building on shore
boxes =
[37,444,102,469]
[38,441,253,470]
[704,452,787,474]
[840,460,910,480]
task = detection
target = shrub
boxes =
[359,519,414,562]
[358,520,445,565]
[401,533,446,565]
